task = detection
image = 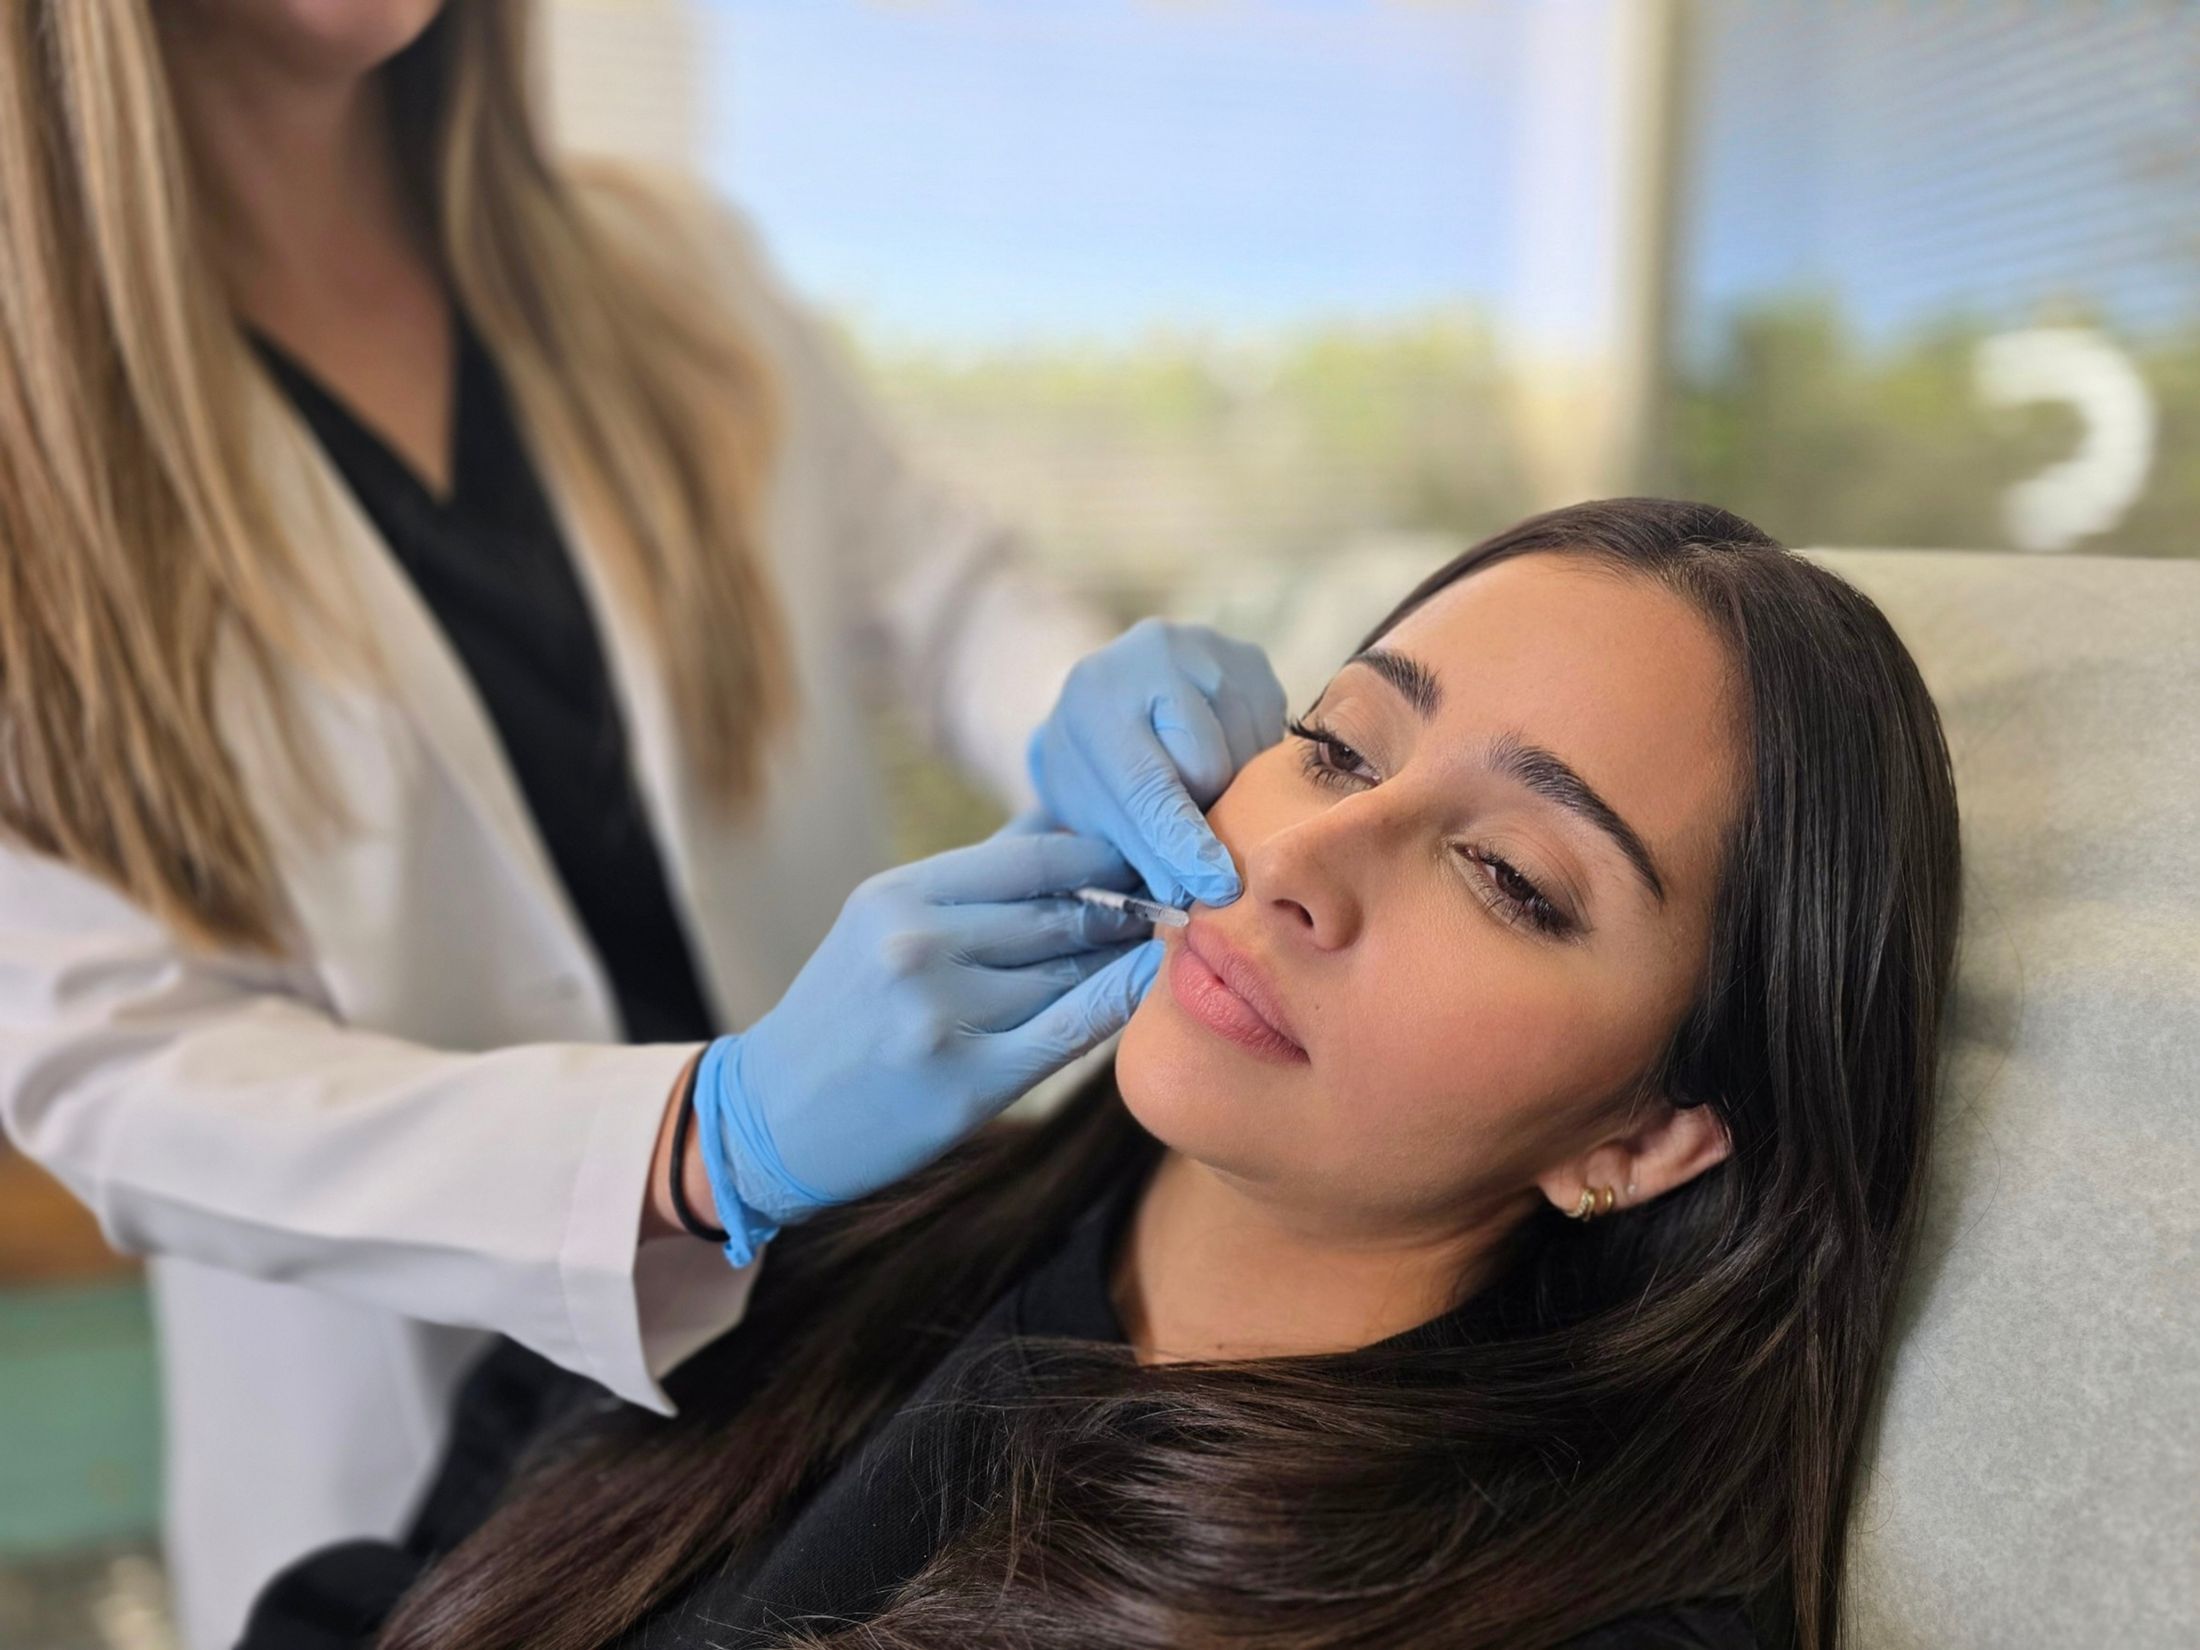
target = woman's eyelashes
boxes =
[1454,844,1574,938]
[1288,715,1379,789]
[1285,715,1577,939]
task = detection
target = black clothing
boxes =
[250,315,718,1046]
[242,1145,1760,1650]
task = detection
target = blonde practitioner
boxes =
[0,5,1286,1645]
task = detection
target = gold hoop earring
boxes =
[1568,1184,1622,1220]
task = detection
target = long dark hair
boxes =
[379,499,1963,1650]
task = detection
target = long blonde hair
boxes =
[0,0,794,956]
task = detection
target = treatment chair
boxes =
[1808,548,2196,1648]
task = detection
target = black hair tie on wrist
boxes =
[668,1054,730,1244]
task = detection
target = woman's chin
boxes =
[1115,975,1288,1176]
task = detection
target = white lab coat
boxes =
[0,172,1109,1650]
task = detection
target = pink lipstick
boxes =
[1167,923,1308,1065]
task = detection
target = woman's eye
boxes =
[1290,716,1575,940]
[1456,845,1574,938]
[1286,716,1375,790]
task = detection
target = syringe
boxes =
[1070,885,1191,929]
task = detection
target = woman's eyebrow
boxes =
[1342,647,1670,908]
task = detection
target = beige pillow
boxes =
[1807,550,2198,1648]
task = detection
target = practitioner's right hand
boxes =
[688,815,1163,1265]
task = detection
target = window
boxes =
[700,0,1541,616]
[1664,1,2196,556]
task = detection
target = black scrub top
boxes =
[250,313,718,1045]
[240,1137,1762,1650]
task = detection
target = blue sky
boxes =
[698,0,2195,354]
[701,0,1526,348]
[1677,0,2194,360]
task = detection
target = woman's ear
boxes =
[1537,1095,1732,1215]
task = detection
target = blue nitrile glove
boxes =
[692,814,1164,1266]
[1025,617,1288,910]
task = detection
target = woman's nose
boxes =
[1240,800,1393,952]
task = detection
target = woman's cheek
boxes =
[1326,964,1557,1154]
[1203,744,1304,853]
[1113,970,1174,1097]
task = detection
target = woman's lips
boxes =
[1167,924,1309,1065]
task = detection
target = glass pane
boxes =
[1666,1,2198,557]
[704,0,1541,616]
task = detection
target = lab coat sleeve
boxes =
[620,171,1118,809]
[0,839,749,1416]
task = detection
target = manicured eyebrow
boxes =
[1343,646,1670,908]
[1348,644,1442,719]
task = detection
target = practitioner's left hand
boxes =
[1025,617,1288,909]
